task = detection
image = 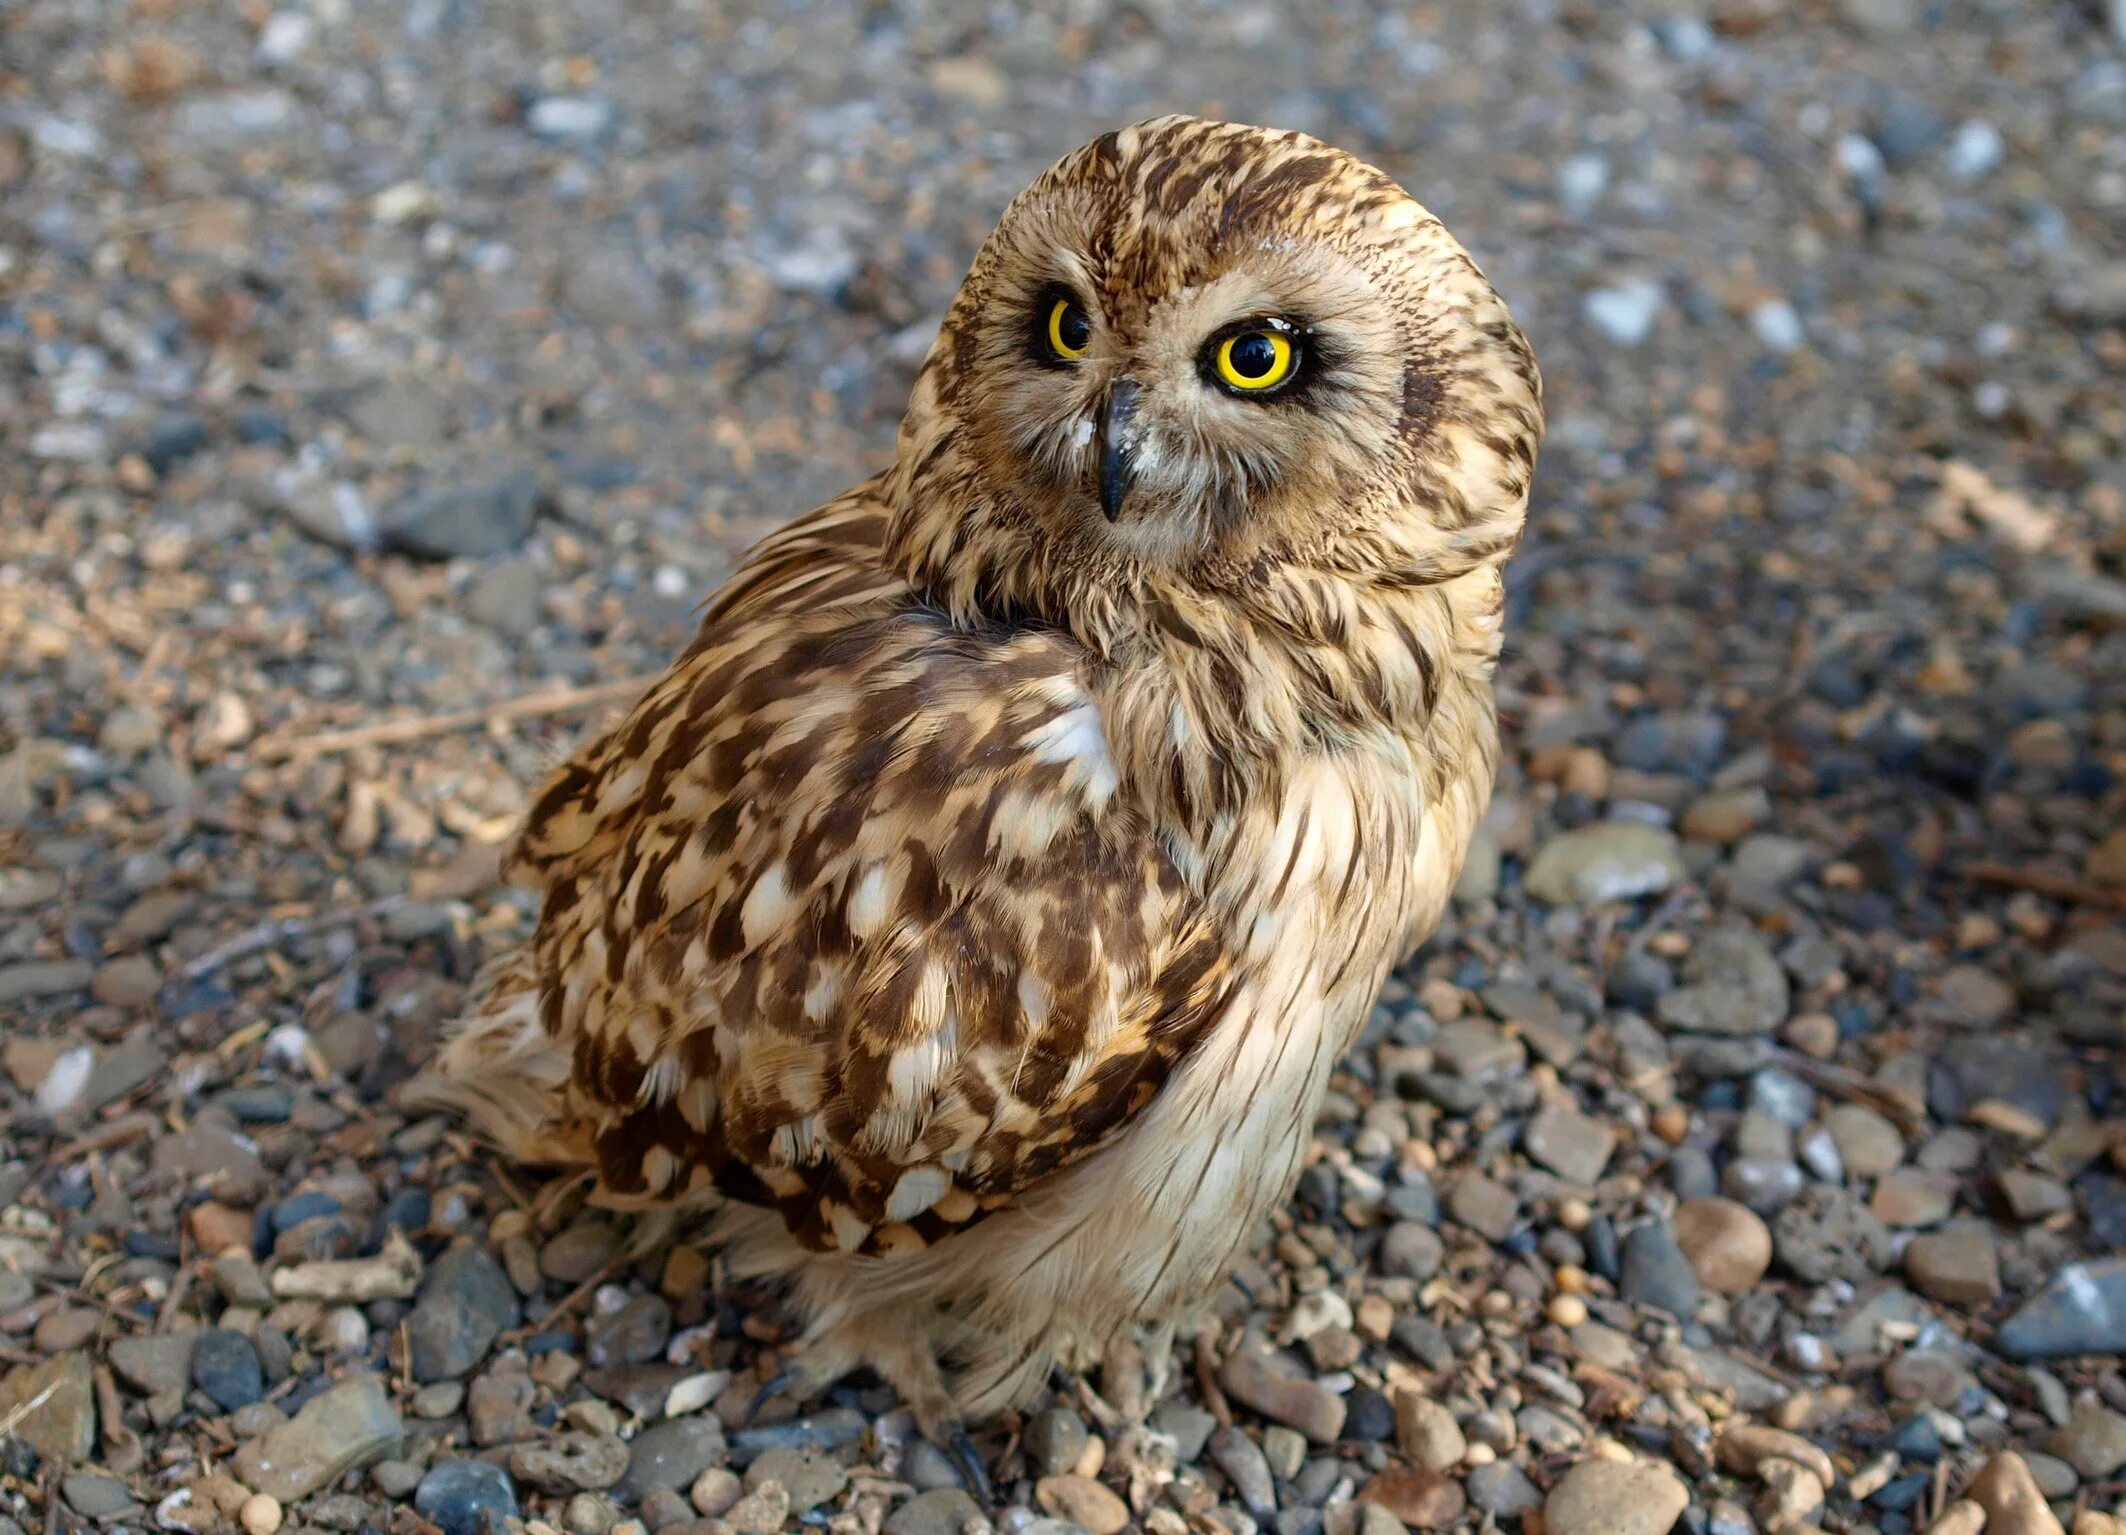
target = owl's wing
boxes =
[507,502,1235,1255]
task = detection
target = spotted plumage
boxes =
[415,115,1541,1435]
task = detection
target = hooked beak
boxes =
[1097,379,1139,522]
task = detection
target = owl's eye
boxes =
[1211,323,1299,395]
[1044,296,1093,362]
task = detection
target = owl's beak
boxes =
[1097,379,1139,521]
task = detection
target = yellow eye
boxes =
[1046,297,1092,361]
[1214,327,1297,392]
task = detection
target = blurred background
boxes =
[2,1,2126,1531]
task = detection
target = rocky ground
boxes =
[3,2,2126,1535]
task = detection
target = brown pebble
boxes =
[1035,1475,1129,1535]
[1358,1467,1466,1530]
[1965,1451,2064,1535]
[1672,1197,1772,1292]
[239,1494,282,1535]
[1219,1347,1346,1443]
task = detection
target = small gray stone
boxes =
[406,1243,521,1383]
[110,1333,199,1397]
[416,1460,519,1535]
[62,1472,134,1519]
[2000,1258,2126,1357]
[1467,1460,1541,1518]
[1209,1425,1277,1518]
[1523,1101,1616,1185]
[585,1294,672,1368]
[383,467,543,561]
[1153,1400,1218,1463]
[192,1328,264,1412]
[615,1416,728,1500]
[1447,1173,1519,1243]
[743,1447,846,1514]
[1620,1221,1700,1318]
[884,1489,984,1535]
[1524,821,1684,904]
[1773,1185,1893,1283]
[2050,1406,2126,1481]
[232,1372,403,1502]
[1657,930,1789,1036]
[1023,1407,1089,1478]
[511,1433,629,1494]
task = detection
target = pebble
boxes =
[468,1367,536,1446]
[1395,1394,1466,1474]
[63,1472,134,1518]
[1523,1100,1617,1184]
[0,1353,96,1463]
[722,1481,790,1535]
[232,1372,403,1502]
[1824,1104,1905,1178]
[1582,280,1666,347]
[1873,1168,1957,1228]
[1657,930,1790,1036]
[1620,1220,1701,1317]
[1543,1458,1689,1535]
[1904,1225,2001,1309]
[743,1447,846,1514]
[1380,1221,1444,1280]
[111,1333,199,1397]
[406,1242,521,1382]
[1036,1475,1130,1535]
[1524,821,1684,903]
[511,1433,630,1494]
[1773,1187,1893,1283]
[192,1328,265,1412]
[883,1489,983,1535]
[1465,1460,1541,1519]
[383,467,542,560]
[1220,1347,1346,1443]
[1447,1172,1519,1242]
[1999,1258,2126,1357]
[1884,1349,1977,1408]
[688,1468,742,1518]
[2050,1407,2126,1481]
[1966,1452,2065,1535]
[1209,1426,1277,1518]
[239,1493,282,1535]
[614,1416,728,1499]
[586,1294,673,1368]
[1023,1407,1089,1478]
[415,1461,520,1535]
[1673,1198,1772,1292]
[1359,1467,1465,1530]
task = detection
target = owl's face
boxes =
[890,117,1542,638]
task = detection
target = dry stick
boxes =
[181,895,407,981]
[252,673,660,762]
[1964,858,2126,913]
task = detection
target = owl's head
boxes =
[887,116,1542,654]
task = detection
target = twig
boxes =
[1770,1047,1929,1141]
[250,674,659,762]
[504,1255,625,1344]
[182,895,406,980]
[1963,859,2126,912]
[51,1113,159,1161]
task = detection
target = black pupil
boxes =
[1229,332,1278,378]
[1056,304,1091,352]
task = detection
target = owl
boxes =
[414,115,1540,1480]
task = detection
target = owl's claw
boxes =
[747,1365,804,1421]
[940,1422,993,1505]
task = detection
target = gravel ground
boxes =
[4,3,2126,1535]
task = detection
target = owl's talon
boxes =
[747,1365,804,1421]
[942,1424,993,1506]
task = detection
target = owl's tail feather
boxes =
[398,951,587,1169]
